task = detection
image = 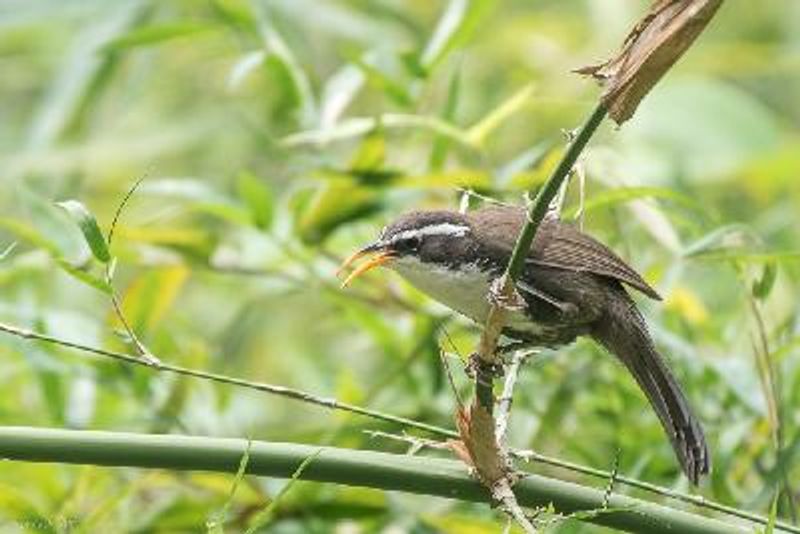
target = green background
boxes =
[0,0,798,532]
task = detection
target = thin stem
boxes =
[0,321,452,438]
[0,426,748,534]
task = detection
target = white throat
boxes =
[389,257,545,336]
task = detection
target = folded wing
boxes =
[471,206,662,300]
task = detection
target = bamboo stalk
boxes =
[0,426,750,534]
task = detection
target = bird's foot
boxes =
[486,276,526,311]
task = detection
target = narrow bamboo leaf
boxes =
[283,114,471,148]
[0,241,17,261]
[227,50,267,90]
[236,172,274,230]
[400,51,426,79]
[26,3,144,148]
[56,200,111,263]
[256,12,317,126]
[628,198,683,253]
[244,450,321,533]
[320,63,365,129]
[465,83,535,147]
[761,494,778,534]
[55,259,113,294]
[697,251,800,262]
[395,170,489,189]
[207,440,252,534]
[564,186,705,218]
[36,367,66,426]
[140,179,250,225]
[210,0,257,33]
[296,180,379,244]
[283,117,376,146]
[118,266,189,334]
[430,66,462,171]
[0,218,111,293]
[140,179,226,202]
[101,22,214,52]
[421,0,497,72]
[349,54,413,107]
[350,130,386,172]
[683,224,759,258]
[752,262,777,300]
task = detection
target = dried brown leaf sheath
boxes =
[456,405,508,485]
[577,0,723,124]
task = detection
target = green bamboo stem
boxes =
[0,426,750,534]
[505,102,608,281]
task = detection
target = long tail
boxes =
[591,287,711,484]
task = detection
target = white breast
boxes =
[390,258,544,335]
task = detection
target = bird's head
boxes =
[337,211,478,287]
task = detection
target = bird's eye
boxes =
[396,235,421,253]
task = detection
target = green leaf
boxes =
[759,493,779,534]
[27,3,145,147]
[421,0,497,73]
[210,0,257,33]
[54,258,113,294]
[227,50,267,90]
[244,450,321,533]
[320,63,365,128]
[564,186,705,218]
[430,66,462,171]
[283,113,471,149]
[465,83,535,147]
[0,241,17,261]
[296,180,380,244]
[0,217,111,293]
[350,129,386,172]
[56,200,111,263]
[349,54,413,107]
[101,23,215,53]
[236,172,274,230]
[683,224,759,259]
[207,440,252,534]
[752,262,777,300]
[140,179,251,225]
[255,10,317,126]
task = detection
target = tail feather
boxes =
[592,288,710,484]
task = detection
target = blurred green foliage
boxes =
[0,0,799,532]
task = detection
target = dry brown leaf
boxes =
[446,439,474,467]
[577,0,724,124]
[456,404,508,485]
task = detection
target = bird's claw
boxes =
[487,276,526,312]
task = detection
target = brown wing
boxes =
[469,206,662,300]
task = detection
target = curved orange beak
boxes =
[337,242,395,288]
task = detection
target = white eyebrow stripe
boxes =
[391,223,470,242]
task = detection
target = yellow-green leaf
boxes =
[56,200,111,263]
[237,171,274,230]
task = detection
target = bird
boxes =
[338,204,710,484]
